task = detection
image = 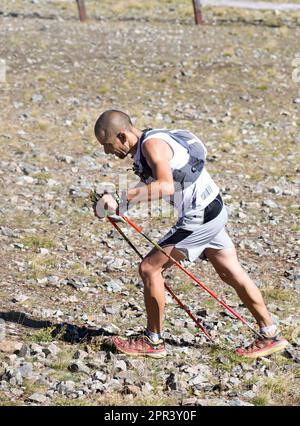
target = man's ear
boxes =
[117,132,127,144]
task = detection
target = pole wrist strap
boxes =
[113,191,129,214]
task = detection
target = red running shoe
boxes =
[112,333,167,358]
[236,334,289,359]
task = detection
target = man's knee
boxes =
[218,267,246,288]
[139,259,160,279]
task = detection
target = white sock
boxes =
[145,329,161,343]
[260,324,277,337]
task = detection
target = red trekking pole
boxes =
[120,214,264,339]
[107,215,212,341]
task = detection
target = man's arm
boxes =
[92,138,174,218]
[126,138,174,205]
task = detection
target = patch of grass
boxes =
[291,223,300,232]
[49,346,74,373]
[24,254,59,280]
[51,397,91,406]
[209,344,253,371]
[86,336,112,353]
[264,376,287,395]
[7,212,34,229]
[33,172,52,181]
[21,235,55,250]
[68,262,89,277]
[253,393,270,406]
[222,127,239,143]
[98,86,110,95]
[0,397,21,406]
[30,325,64,344]
[52,392,178,406]
[37,74,48,83]
[244,374,260,387]
[30,327,55,344]
[294,367,300,379]
[253,372,297,406]
[271,353,294,368]
[147,366,163,395]
[256,85,268,91]
[22,378,47,397]
[261,286,295,303]
[37,120,50,131]
[50,370,79,383]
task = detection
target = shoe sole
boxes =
[114,345,167,359]
[238,340,289,359]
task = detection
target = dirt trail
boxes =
[202,1,300,11]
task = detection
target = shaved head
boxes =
[94,110,133,143]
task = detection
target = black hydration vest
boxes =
[133,128,206,191]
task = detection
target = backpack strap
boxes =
[133,129,206,187]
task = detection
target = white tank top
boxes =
[143,131,219,217]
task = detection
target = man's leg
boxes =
[112,245,186,358]
[204,246,274,332]
[139,246,186,334]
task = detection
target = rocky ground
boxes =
[0,0,299,406]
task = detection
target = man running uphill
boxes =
[93,109,288,359]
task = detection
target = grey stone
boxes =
[92,371,106,382]
[188,373,208,387]
[196,309,208,318]
[217,356,230,364]
[104,259,125,273]
[18,362,33,378]
[180,331,195,345]
[1,367,23,385]
[42,343,59,358]
[16,343,29,358]
[108,378,123,391]
[39,248,49,255]
[28,393,47,403]
[10,388,24,397]
[73,350,88,360]
[0,340,23,354]
[68,361,90,374]
[1,226,16,237]
[229,399,253,406]
[30,344,43,355]
[31,94,43,103]
[19,162,40,175]
[165,373,177,390]
[0,381,8,390]
[90,382,105,393]
[103,305,119,315]
[16,176,35,185]
[242,390,256,399]
[11,294,29,304]
[262,199,279,209]
[284,348,300,363]
[229,377,240,386]
[123,384,141,396]
[69,187,89,199]
[268,186,283,195]
[113,359,127,372]
[13,243,25,249]
[56,381,75,394]
[7,354,18,365]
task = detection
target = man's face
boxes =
[98,132,130,159]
